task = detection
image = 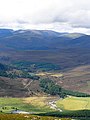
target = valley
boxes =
[0,29,90,119]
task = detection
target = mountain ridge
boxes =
[0,29,89,51]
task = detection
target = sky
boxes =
[0,0,90,34]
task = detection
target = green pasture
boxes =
[56,96,90,111]
[0,97,53,113]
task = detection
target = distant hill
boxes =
[0,29,14,38]
[0,29,89,51]
[0,29,90,69]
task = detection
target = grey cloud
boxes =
[0,0,90,34]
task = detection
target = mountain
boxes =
[0,29,14,38]
[0,29,89,51]
[0,29,60,50]
[0,29,90,69]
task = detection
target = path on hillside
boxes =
[24,80,33,93]
[24,80,33,89]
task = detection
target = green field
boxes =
[56,96,90,111]
[0,97,90,119]
[0,97,56,113]
[1,96,90,113]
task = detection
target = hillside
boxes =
[0,29,89,51]
[0,29,90,96]
[0,62,90,97]
[0,29,90,69]
[55,65,90,94]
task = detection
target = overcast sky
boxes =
[0,0,90,34]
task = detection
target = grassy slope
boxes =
[56,96,90,111]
